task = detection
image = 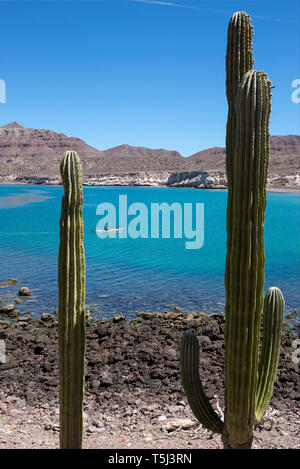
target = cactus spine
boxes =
[58,151,86,449]
[180,12,284,449]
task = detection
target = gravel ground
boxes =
[0,310,299,449]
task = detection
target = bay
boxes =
[0,185,299,326]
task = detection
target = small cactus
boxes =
[58,151,86,449]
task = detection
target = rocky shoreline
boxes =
[0,310,299,448]
[1,170,300,190]
[0,310,299,412]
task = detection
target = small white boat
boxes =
[92,228,124,233]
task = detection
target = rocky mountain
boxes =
[0,122,299,189]
[184,135,300,176]
[0,122,102,180]
[99,145,183,172]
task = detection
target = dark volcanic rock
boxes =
[0,304,15,314]
[0,312,298,415]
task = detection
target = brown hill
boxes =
[184,136,300,175]
[0,123,185,178]
[98,144,183,172]
[0,122,299,181]
[183,147,226,171]
[3,122,24,129]
[0,122,102,178]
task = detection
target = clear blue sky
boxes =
[0,0,299,156]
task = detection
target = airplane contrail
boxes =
[129,0,300,25]
[13,0,299,25]
[130,0,231,14]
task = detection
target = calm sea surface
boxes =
[0,185,299,324]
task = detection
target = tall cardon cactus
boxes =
[58,151,86,449]
[180,12,285,449]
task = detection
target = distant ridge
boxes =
[1,122,24,129]
[184,135,300,175]
[0,122,299,187]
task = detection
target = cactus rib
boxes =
[255,287,284,423]
[180,332,223,434]
[58,151,86,449]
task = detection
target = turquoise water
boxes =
[0,184,299,322]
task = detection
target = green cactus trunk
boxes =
[225,12,254,112]
[222,69,272,448]
[58,151,86,449]
[225,11,253,318]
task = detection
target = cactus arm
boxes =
[222,70,272,449]
[180,332,223,434]
[255,287,284,423]
[58,151,86,449]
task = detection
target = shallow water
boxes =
[0,185,299,324]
